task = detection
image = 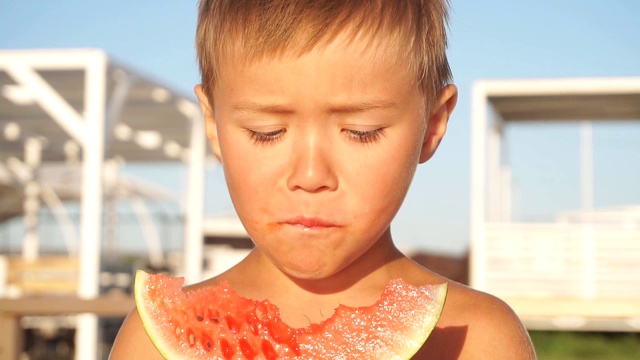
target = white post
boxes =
[488,126,501,223]
[182,100,206,285]
[470,82,488,290]
[22,137,43,262]
[104,159,119,265]
[75,52,107,360]
[580,121,594,211]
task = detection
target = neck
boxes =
[291,229,404,294]
[238,228,409,326]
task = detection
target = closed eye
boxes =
[343,128,385,144]
[246,128,286,144]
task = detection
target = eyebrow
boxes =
[233,102,294,115]
[232,99,398,114]
[328,100,398,113]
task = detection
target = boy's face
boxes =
[197,33,455,281]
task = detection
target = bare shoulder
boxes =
[109,272,232,359]
[394,261,536,359]
[108,307,165,359]
[455,284,536,359]
[418,281,537,359]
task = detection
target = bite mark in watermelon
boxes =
[134,270,447,359]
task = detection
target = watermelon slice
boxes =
[134,270,447,359]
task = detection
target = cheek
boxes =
[349,137,421,217]
[218,134,261,207]
[219,135,286,219]
[371,131,422,185]
[223,158,271,207]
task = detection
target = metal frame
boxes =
[0,49,208,359]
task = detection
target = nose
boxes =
[286,132,338,193]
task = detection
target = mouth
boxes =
[281,217,339,230]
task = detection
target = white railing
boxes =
[482,223,640,299]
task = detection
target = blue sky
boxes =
[1,1,639,255]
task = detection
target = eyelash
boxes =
[246,128,385,144]
[344,128,385,144]
[247,129,286,144]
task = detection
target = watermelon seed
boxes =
[211,317,219,323]
[175,326,180,336]
[189,333,195,345]
[201,334,214,352]
[196,315,204,321]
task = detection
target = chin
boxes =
[276,258,342,282]
[281,264,330,280]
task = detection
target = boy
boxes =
[110,0,536,359]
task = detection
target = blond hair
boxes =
[196,0,452,106]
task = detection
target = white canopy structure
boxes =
[470,77,640,331]
[0,48,209,359]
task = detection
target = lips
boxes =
[281,216,339,229]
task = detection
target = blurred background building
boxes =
[0,48,208,360]
[469,77,640,332]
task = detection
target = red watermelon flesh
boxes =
[134,270,448,359]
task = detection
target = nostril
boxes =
[286,165,338,193]
[287,137,338,192]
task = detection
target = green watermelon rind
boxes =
[135,270,448,360]
[390,281,448,359]
[295,279,448,359]
[135,270,188,359]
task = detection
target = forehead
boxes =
[216,26,412,82]
[211,34,425,120]
[219,33,412,88]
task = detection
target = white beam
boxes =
[3,62,86,144]
[0,48,108,70]
[75,51,107,360]
[480,77,640,97]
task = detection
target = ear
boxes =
[195,84,222,162]
[419,84,458,163]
